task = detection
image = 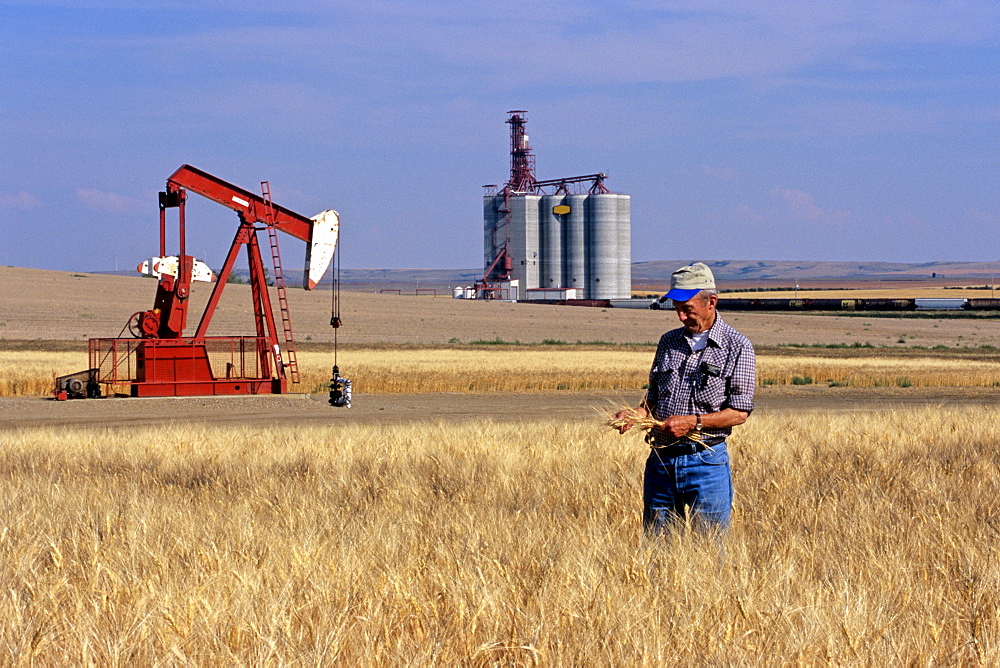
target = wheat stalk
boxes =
[603,406,663,432]
[603,406,715,449]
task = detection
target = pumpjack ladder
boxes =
[261,181,300,384]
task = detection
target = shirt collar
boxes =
[683,313,726,347]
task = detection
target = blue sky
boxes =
[2,1,998,272]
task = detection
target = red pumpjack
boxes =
[54,165,341,399]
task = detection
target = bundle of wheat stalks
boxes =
[603,406,663,432]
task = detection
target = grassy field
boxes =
[7,347,1000,398]
[1,407,997,663]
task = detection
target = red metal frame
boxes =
[90,336,282,397]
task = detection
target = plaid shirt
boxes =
[645,314,756,441]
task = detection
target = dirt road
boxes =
[3,386,997,432]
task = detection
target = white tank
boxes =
[539,195,564,287]
[565,194,588,296]
[452,286,464,299]
[617,195,632,299]
[586,194,619,299]
[507,195,541,291]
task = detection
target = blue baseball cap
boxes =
[663,262,715,302]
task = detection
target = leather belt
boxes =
[646,435,726,457]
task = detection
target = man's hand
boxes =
[611,405,648,434]
[649,409,749,440]
[651,414,698,440]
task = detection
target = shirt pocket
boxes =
[693,373,729,412]
[650,368,676,401]
[693,350,730,411]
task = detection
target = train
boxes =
[650,296,1000,312]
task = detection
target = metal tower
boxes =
[507,111,536,192]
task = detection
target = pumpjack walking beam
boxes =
[158,164,337,341]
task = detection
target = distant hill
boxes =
[338,268,483,286]
[632,260,1000,283]
[94,259,1000,289]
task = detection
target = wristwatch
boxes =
[695,414,703,431]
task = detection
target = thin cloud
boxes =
[0,191,40,210]
[700,165,739,181]
[770,188,850,225]
[91,2,1000,90]
[733,203,765,222]
[75,188,146,213]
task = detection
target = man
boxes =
[614,262,755,533]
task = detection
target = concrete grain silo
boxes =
[586,194,620,299]
[539,194,564,288]
[564,194,589,295]
[507,194,541,296]
[616,195,632,297]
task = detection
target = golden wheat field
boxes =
[5,348,1000,398]
[2,407,998,663]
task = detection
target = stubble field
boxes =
[1,266,999,662]
[5,266,1000,348]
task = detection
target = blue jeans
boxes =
[643,441,732,533]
